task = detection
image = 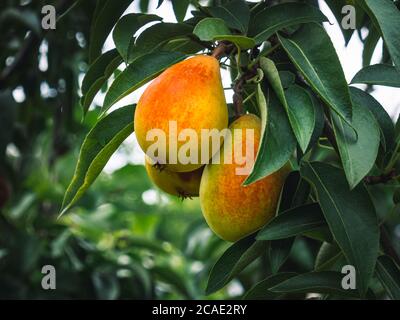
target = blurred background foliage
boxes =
[0,0,399,300]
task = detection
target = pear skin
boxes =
[199,114,290,242]
[145,156,204,198]
[134,55,228,172]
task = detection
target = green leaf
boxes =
[269,271,358,297]
[128,22,192,63]
[206,235,267,295]
[305,90,325,153]
[286,86,315,153]
[112,13,161,62]
[349,87,394,151]
[360,0,400,71]
[315,242,345,271]
[193,18,231,41]
[260,58,314,152]
[279,71,295,89]
[324,0,363,45]
[89,0,132,63]
[206,0,250,33]
[243,84,296,185]
[351,64,400,88]
[81,49,123,116]
[248,3,327,44]
[171,0,190,22]
[300,162,380,296]
[61,105,135,215]
[257,203,326,241]
[331,93,380,188]
[163,37,204,54]
[243,272,297,300]
[268,172,301,273]
[363,26,381,67]
[213,35,255,50]
[101,52,186,116]
[376,255,400,300]
[278,23,353,124]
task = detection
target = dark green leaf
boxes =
[101,52,186,116]
[61,105,135,215]
[213,35,255,50]
[300,162,380,296]
[261,58,314,152]
[268,171,301,273]
[349,87,394,151]
[279,71,295,89]
[376,255,400,300]
[360,0,400,71]
[278,23,353,124]
[112,13,161,62]
[248,3,327,44]
[305,91,325,153]
[206,235,267,295]
[89,0,132,62]
[269,240,293,274]
[331,93,380,188]
[315,242,345,271]
[206,0,250,33]
[81,49,123,115]
[128,23,192,63]
[243,272,297,300]
[171,0,190,22]
[363,26,381,67]
[351,64,400,87]
[193,18,231,41]
[269,271,358,297]
[243,84,296,185]
[257,203,326,241]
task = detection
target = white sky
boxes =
[92,0,400,173]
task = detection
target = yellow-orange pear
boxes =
[199,114,290,242]
[134,55,228,172]
[145,156,203,198]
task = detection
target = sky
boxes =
[98,0,400,173]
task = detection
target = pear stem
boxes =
[211,42,232,59]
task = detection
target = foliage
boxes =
[1,0,400,300]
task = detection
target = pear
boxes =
[145,156,203,198]
[134,55,228,172]
[199,114,290,242]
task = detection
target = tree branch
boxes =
[365,170,396,185]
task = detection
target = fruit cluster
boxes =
[134,55,289,241]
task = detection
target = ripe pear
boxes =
[145,156,204,198]
[199,114,290,242]
[134,55,228,172]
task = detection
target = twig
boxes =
[211,41,234,60]
[365,170,396,185]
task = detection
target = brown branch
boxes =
[211,41,234,60]
[233,79,244,118]
[365,170,396,185]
